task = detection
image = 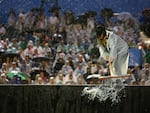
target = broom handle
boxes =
[99,74,131,80]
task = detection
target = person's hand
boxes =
[105,55,109,61]
[109,58,113,66]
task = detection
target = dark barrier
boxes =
[0,85,150,113]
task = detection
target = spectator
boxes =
[141,63,150,82]
[53,56,65,73]
[35,12,47,30]
[48,12,59,34]
[47,77,56,85]
[15,13,25,33]
[61,60,73,76]
[57,40,66,53]
[64,70,77,85]
[39,71,48,84]
[39,61,50,74]
[0,24,6,36]
[77,74,86,84]
[18,36,27,50]
[0,63,9,74]
[74,63,85,77]
[8,62,20,72]
[0,73,8,84]
[24,10,35,30]
[42,43,52,57]
[7,8,16,27]
[55,72,64,85]
[35,77,45,85]
[24,41,34,58]
[65,40,79,53]
[33,40,43,56]
[19,59,31,77]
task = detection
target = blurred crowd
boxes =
[0,8,150,85]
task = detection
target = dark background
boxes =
[0,85,150,113]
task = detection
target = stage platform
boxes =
[0,85,150,113]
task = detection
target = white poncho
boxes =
[99,30,129,75]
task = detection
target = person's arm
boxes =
[98,45,109,61]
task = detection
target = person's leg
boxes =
[117,53,129,75]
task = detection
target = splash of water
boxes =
[82,79,126,104]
